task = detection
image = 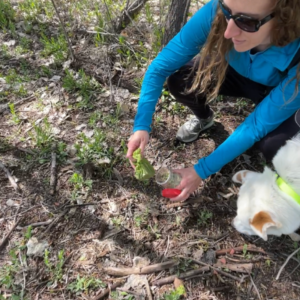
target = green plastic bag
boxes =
[133,148,155,181]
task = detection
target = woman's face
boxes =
[223,0,274,52]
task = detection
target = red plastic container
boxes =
[162,189,181,198]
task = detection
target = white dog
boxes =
[232,134,300,241]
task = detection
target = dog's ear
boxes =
[232,170,256,184]
[250,211,282,241]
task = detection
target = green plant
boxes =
[69,172,93,192]
[0,249,22,298]
[19,0,54,21]
[111,217,123,227]
[9,103,21,124]
[134,208,149,227]
[24,225,32,240]
[31,118,53,149]
[0,0,15,30]
[40,33,68,64]
[74,130,114,170]
[242,243,253,259]
[197,209,213,226]
[160,285,186,300]
[44,249,65,285]
[110,291,134,300]
[63,69,102,109]
[67,275,106,294]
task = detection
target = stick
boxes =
[64,203,99,209]
[0,161,20,192]
[276,247,300,280]
[178,256,247,282]
[145,278,153,300]
[49,0,75,61]
[0,219,21,252]
[90,280,125,300]
[104,260,179,276]
[249,273,262,300]
[216,246,266,256]
[152,266,210,286]
[16,219,53,230]
[214,262,253,273]
[49,143,57,196]
[40,209,68,238]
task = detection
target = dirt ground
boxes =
[1,1,300,300]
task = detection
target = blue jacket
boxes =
[133,0,300,179]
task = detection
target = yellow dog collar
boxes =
[276,176,300,205]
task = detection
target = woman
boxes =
[126,0,300,202]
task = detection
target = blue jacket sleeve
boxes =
[194,66,300,179]
[133,0,218,132]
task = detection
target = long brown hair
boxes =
[190,0,300,103]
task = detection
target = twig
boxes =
[104,260,179,276]
[49,0,75,61]
[249,273,262,300]
[145,277,153,300]
[178,256,247,282]
[276,247,300,280]
[216,246,266,256]
[90,280,125,300]
[0,160,20,192]
[0,218,22,252]
[49,143,57,195]
[16,219,53,230]
[64,202,99,209]
[40,209,68,238]
[152,266,209,286]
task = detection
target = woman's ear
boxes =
[232,170,256,184]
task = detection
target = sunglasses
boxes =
[218,0,274,32]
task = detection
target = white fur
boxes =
[232,133,300,241]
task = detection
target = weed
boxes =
[148,224,161,239]
[197,209,213,226]
[41,33,68,64]
[19,0,54,21]
[67,275,106,294]
[111,291,134,300]
[69,172,92,190]
[265,259,271,267]
[111,217,123,227]
[0,249,22,298]
[44,249,65,285]
[160,284,186,300]
[74,130,114,171]
[134,209,149,228]
[31,118,53,149]
[9,103,21,124]
[63,69,102,109]
[0,0,15,30]
[24,225,33,240]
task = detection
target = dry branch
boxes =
[104,260,178,276]
[50,0,75,61]
[0,160,20,192]
[152,266,210,286]
[90,280,125,300]
[216,246,266,256]
[0,219,22,252]
[50,143,57,195]
[276,247,300,280]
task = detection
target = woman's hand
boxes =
[170,166,203,202]
[126,130,149,168]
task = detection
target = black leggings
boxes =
[167,59,300,161]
